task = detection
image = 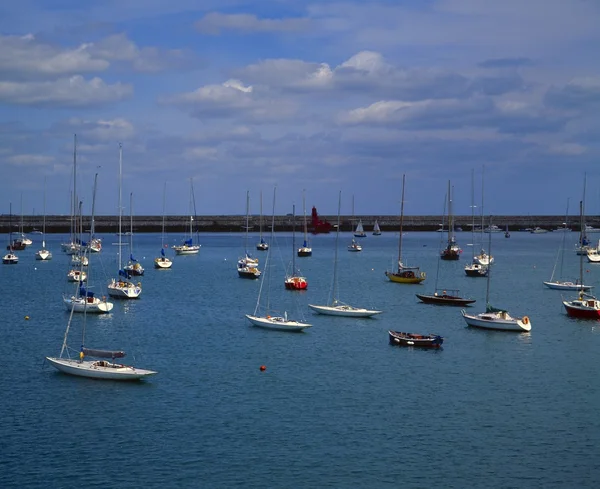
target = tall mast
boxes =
[292,204,296,274]
[117,143,123,271]
[73,134,77,243]
[397,174,406,268]
[332,191,341,303]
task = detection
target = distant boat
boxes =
[238,191,261,279]
[155,182,173,269]
[123,192,144,277]
[35,179,52,261]
[440,181,461,260]
[504,225,510,238]
[530,227,549,234]
[372,220,382,236]
[298,190,312,257]
[284,204,308,290]
[347,238,362,252]
[172,179,201,256]
[3,203,19,265]
[256,190,269,251]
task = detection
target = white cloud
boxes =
[7,154,55,166]
[0,34,108,78]
[195,12,311,35]
[0,76,132,107]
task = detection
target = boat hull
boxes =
[2,253,18,264]
[173,245,200,255]
[46,357,156,380]
[297,248,312,257]
[107,280,142,299]
[154,257,173,269]
[238,268,261,279]
[35,250,52,260]
[461,310,531,332]
[465,265,488,277]
[563,299,600,319]
[308,304,382,317]
[385,271,425,284]
[543,281,593,291]
[388,331,443,348]
[416,293,476,306]
[284,276,308,290]
[63,297,114,314]
[245,314,311,331]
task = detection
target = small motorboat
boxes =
[388,330,444,348]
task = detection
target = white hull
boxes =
[107,279,142,299]
[2,253,18,264]
[543,281,593,291]
[35,249,52,260]
[246,314,311,331]
[461,310,531,332]
[587,252,600,263]
[173,245,200,255]
[154,257,173,269]
[63,296,114,313]
[46,357,156,380]
[67,270,87,282]
[308,303,382,317]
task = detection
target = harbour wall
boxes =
[0,215,595,234]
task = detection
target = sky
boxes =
[1,0,599,217]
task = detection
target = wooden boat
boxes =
[388,330,444,348]
[416,289,476,306]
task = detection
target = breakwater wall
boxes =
[0,215,596,234]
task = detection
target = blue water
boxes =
[1,230,600,488]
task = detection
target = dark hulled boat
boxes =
[416,289,476,306]
[388,330,444,348]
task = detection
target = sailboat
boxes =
[238,190,261,279]
[461,217,532,332]
[246,187,312,331]
[155,182,173,269]
[562,201,600,319]
[63,175,114,314]
[172,178,201,255]
[123,193,144,276]
[61,135,81,256]
[256,190,269,251]
[3,203,19,264]
[544,199,592,291]
[472,169,493,266]
[465,170,488,277]
[309,191,382,317]
[385,174,426,284]
[417,188,476,306]
[47,178,156,380]
[440,181,461,260]
[297,189,312,257]
[372,220,382,236]
[66,202,87,283]
[504,225,510,238]
[575,174,592,255]
[17,193,32,247]
[352,195,366,238]
[284,204,308,290]
[107,144,142,300]
[35,178,52,261]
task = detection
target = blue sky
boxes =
[1,0,599,217]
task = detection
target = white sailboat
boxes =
[3,203,19,265]
[545,199,593,290]
[256,190,269,251]
[372,220,382,236]
[284,204,308,290]
[238,190,261,279]
[172,178,201,255]
[298,189,312,257]
[155,182,173,269]
[107,144,142,299]
[309,191,382,317]
[465,169,488,277]
[461,217,531,332]
[61,135,81,255]
[123,193,144,276]
[246,187,312,331]
[35,178,52,261]
[352,195,367,238]
[63,174,114,314]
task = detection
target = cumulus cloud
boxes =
[0,76,132,107]
[87,33,196,73]
[0,34,108,79]
[195,12,311,35]
[164,79,297,121]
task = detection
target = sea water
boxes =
[0,230,599,488]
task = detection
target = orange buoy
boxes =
[260,365,266,372]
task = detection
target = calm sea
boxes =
[1,230,599,488]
